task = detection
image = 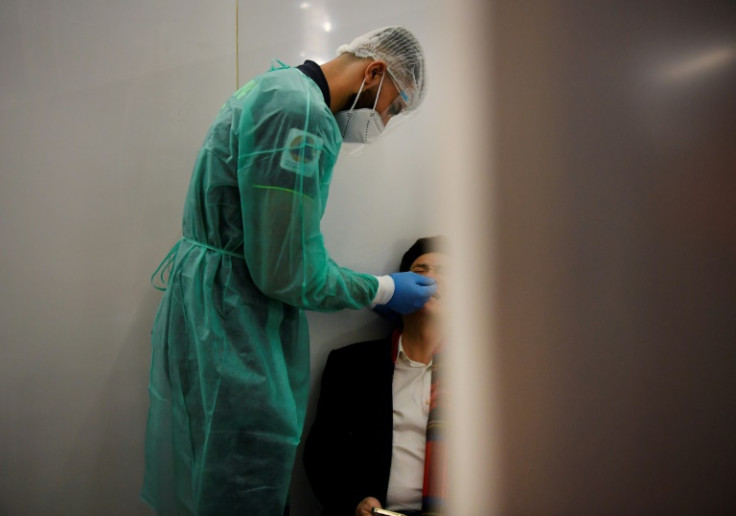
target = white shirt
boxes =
[385,337,432,511]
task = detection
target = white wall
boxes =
[0,1,441,515]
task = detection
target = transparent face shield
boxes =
[380,70,411,128]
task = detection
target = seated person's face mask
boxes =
[335,73,387,144]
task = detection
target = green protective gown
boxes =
[141,62,378,516]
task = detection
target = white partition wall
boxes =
[0,2,236,514]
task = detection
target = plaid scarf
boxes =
[391,330,446,516]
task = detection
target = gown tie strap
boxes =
[150,237,245,291]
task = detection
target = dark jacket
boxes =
[304,336,395,516]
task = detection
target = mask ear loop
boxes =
[362,72,386,143]
[348,71,385,112]
[363,72,386,139]
[340,78,367,139]
[348,78,366,112]
[371,72,386,111]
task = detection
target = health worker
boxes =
[141,26,433,516]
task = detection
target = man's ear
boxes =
[363,60,387,86]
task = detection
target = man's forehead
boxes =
[411,252,448,266]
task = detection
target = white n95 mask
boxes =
[335,74,386,144]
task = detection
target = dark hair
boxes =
[399,235,449,272]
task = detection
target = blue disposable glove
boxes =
[384,272,437,315]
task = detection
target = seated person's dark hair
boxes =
[399,235,449,273]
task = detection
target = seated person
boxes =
[304,236,448,516]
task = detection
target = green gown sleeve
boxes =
[236,70,378,311]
